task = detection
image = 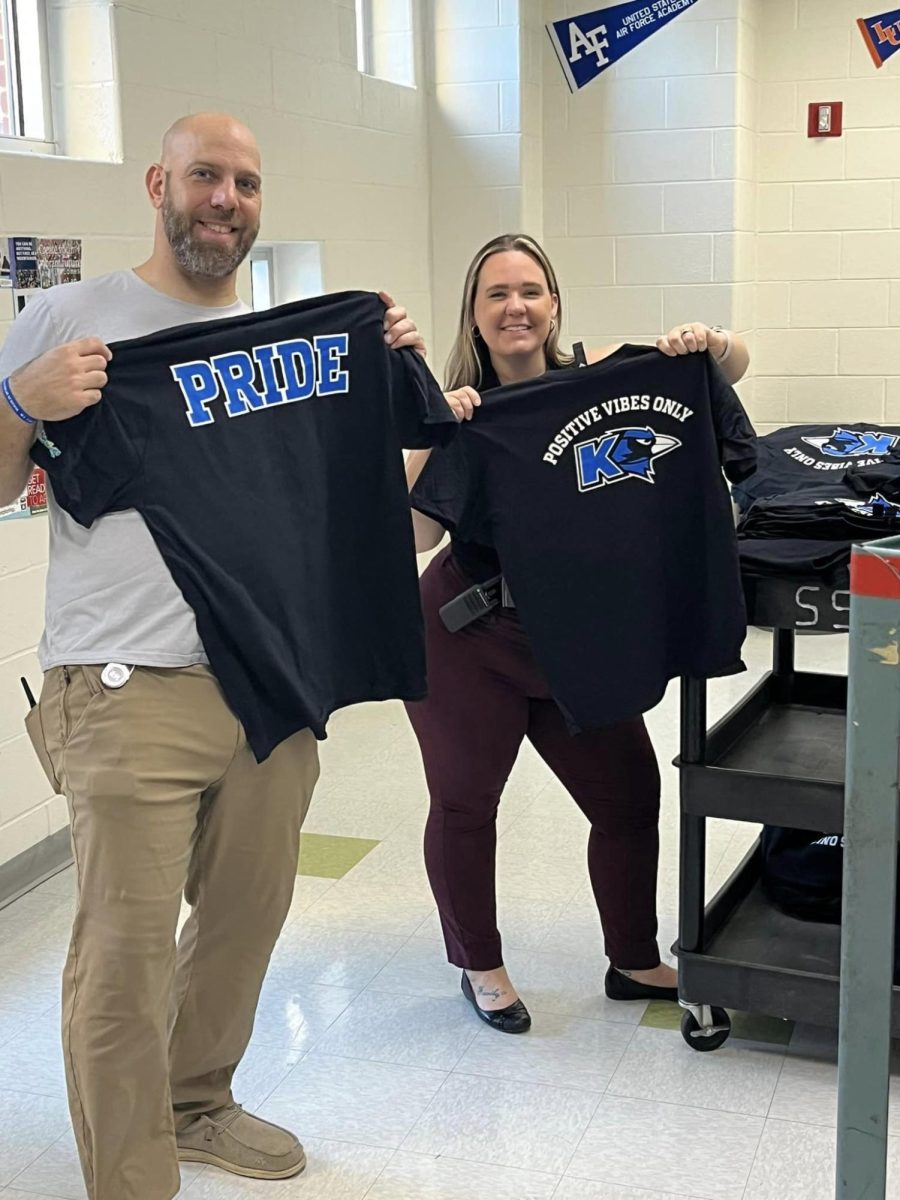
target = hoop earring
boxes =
[471,324,481,339]
[549,318,557,333]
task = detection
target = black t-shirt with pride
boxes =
[32,290,457,761]
[412,345,756,732]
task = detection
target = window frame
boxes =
[355,0,369,76]
[354,0,416,90]
[0,0,55,152]
[249,246,276,313]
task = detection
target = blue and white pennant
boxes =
[546,0,703,93]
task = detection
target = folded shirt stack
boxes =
[735,424,900,582]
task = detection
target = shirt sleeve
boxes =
[707,355,757,483]
[0,292,63,377]
[409,430,489,541]
[30,392,148,528]
[388,347,460,450]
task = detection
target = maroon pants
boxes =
[405,548,663,972]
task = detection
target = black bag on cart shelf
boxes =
[761,826,900,982]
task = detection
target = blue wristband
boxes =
[2,376,36,425]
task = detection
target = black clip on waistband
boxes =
[439,574,503,633]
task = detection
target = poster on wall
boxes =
[0,234,82,524]
[0,467,47,522]
[546,0,703,92]
[9,237,40,289]
[857,9,900,68]
[9,236,82,291]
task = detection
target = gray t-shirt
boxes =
[0,269,248,669]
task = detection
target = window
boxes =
[355,0,415,88]
[250,243,322,312]
[0,0,53,147]
[250,249,274,312]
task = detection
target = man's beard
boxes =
[162,193,258,279]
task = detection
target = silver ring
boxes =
[681,327,692,336]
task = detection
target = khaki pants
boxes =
[26,664,319,1200]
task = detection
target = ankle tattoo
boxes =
[476,986,502,1001]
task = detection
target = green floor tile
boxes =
[641,1000,794,1046]
[298,833,379,879]
[639,1000,684,1031]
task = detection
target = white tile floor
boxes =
[2,629,899,1199]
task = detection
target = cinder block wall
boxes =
[752,0,900,433]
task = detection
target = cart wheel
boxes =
[680,1007,731,1052]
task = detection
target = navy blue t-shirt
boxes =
[412,345,756,731]
[735,422,900,510]
[32,290,457,761]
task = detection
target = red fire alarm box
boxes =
[808,102,843,137]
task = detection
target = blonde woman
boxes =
[405,233,749,1033]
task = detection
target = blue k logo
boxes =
[575,426,681,492]
[803,427,900,459]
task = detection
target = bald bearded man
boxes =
[0,113,427,1200]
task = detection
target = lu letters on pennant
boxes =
[857,7,900,68]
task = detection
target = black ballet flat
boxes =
[604,965,679,1004]
[461,971,531,1034]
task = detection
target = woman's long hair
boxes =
[444,233,574,391]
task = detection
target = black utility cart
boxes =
[674,571,900,1051]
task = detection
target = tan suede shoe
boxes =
[176,1103,306,1180]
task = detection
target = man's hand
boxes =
[379,291,427,358]
[9,337,112,422]
[444,386,481,422]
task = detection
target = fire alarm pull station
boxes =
[808,102,843,137]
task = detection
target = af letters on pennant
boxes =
[546,0,702,92]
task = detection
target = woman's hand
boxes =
[444,385,481,422]
[657,322,726,359]
[656,322,749,383]
[379,290,427,358]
